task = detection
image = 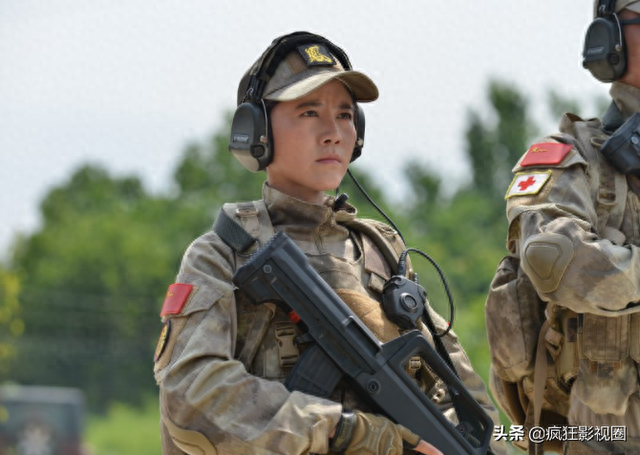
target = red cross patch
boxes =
[505,171,552,199]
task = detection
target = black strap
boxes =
[422,311,458,377]
[213,209,257,254]
[244,32,352,103]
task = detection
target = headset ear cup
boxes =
[229,102,272,172]
[351,104,366,162]
[583,16,627,82]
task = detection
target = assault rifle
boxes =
[232,231,493,455]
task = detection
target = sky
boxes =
[0,0,610,261]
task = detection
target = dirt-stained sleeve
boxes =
[153,231,342,454]
[506,153,640,316]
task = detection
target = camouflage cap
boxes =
[262,44,378,103]
[238,39,378,105]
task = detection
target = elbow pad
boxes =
[521,233,574,293]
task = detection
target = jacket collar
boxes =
[610,81,640,120]
[262,183,357,230]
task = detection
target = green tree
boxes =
[465,80,538,202]
[10,166,177,410]
[8,114,268,412]
[174,111,265,206]
[0,267,22,376]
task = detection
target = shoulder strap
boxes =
[595,150,628,235]
[598,103,629,231]
[343,218,406,276]
[213,208,257,254]
[213,200,276,255]
[561,114,627,234]
[213,200,277,371]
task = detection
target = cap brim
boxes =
[264,70,379,103]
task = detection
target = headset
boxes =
[583,0,627,82]
[583,0,640,81]
[229,31,366,172]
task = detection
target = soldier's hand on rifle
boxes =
[329,410,443,455]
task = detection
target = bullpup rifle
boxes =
[232,231,493,455]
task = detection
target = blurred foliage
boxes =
[547,88,610,122]
[0,267,22,376]
[10,166,173,411]
[1,79,603,453]
[174,111,264,205]
[85,395,161,455]
[464,80,538,203]
[6,112,264,412]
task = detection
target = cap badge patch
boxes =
[160,283,194,317]
[154,320,171,362]
[298,44,335,66]
[521,142,572,167]
[505,171,552,199]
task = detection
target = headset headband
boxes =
[597,0,617,16]
[241,32,353,104]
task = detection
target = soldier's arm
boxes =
[507,147,640,316]
[153,231,342,454]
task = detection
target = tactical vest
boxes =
[486,112,631,454]
[213,200,417,382]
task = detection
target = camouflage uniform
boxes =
[503,81,640,454]
[154,183,503,454]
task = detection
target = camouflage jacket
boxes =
[154,183,503,454]
[505,81,640,418]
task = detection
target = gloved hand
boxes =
[329,410,422,454]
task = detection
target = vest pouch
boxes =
[486,255,545,382]
[489,367,567,454]
[486,255,573,435]
[548,308,579,389]
[629,312,640,402]
[489,367,527,427]
[629,312,640,363]
[575,313,636,415]
[517,310,574,420]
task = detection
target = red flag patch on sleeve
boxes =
[521,142,572,167]
[160,283,194,316]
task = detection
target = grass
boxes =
[84,396,161,455]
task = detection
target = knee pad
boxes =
[521,233,574,293]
